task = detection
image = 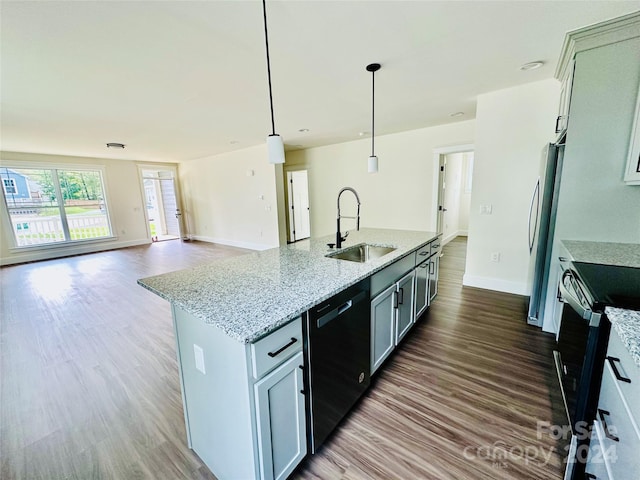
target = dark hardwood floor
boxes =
[1,237,566,479]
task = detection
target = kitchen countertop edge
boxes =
[605,306,640,369]
[138,228,440,344]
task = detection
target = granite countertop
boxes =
[562,240,640,268]
[605,307,640,368]
[138,228,438,344]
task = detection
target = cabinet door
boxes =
[395,270,415,344]
[414,261,429,320]
[371,284,396,374]
[428,256,439,304]
[254,351,306,480]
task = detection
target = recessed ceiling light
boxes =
[359,131,369,137]
[449,112,465,117]
[298,128,310,133]
[106,142,125,149]
[520,61,544,71]
[230,140,239,144]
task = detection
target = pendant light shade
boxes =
[366,63,381,173]
[368,155,378,173]
[262,0,285,164]
[267,134,285,164]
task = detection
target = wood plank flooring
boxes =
[291,238,566,480]
[1,237,566,479]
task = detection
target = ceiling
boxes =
[1,1,638,163]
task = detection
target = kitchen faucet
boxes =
[336,187,361,249]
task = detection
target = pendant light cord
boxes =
[371,70,375,156]
[262,0,276,136]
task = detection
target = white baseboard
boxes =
[1,238,150,266]
[462,273,529,296]
[190,235,274,251]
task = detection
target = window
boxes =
[1,166,113,247]
[3,178,17,195]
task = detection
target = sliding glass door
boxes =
[1,166,113,247]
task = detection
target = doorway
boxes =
[286,170,311,242]
[433,145,474,250]
[140,168,183,242]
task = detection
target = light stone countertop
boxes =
[605,307,640,369]
[138,228,438,343]
[562,240,640,268]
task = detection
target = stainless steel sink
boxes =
[326,243,396,263]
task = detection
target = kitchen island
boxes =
[138,228,439,480]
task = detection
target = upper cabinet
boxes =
[556,58,574,135]
[554,11,640,187]
[624,85,640,185]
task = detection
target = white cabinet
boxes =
[254,351,306,480]
[370,270,416,374]
[584,328,640,479]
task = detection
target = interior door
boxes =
[436,156,446,237]
[287,170,311,242]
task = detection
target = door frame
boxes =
[431,144,474,234]
[137,164,185,241]
[285,168,311,243]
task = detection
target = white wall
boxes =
[458,152,473,234]
[178,144,282,250]
[285,120,476,237]
[0,151,154,265]
[464,79,560,295]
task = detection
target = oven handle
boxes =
[558,270,599,326]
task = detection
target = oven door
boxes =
[554,269,601,432]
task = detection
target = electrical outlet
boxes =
[194,344,205,374]
[491,252,501,262]
[480,204,493,215]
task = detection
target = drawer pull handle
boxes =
[432,244,440,249]
[267,337,298,358]
[597,409,619,442]
[607,356,631,383]
[585,474,597,480]
[419,251,429,256]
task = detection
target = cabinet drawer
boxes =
[415,244,431,265]
[430,237,442,257]
[371,253,415,298]
[595,365,640,479]
[605,331,640,438]
[251,318,303,380]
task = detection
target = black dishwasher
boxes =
[303,278,371,453]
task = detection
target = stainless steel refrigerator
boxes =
[527,136,565,327]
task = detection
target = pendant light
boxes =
[261,0,285,164]
[366,63,381,173]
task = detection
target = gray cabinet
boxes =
[428,254,439,304]
[371,283,396,374]
[254,351,306,480]
[395,270,415,344]
[172,307,306,480]
[414,260,429,319]
[371,269,416,374]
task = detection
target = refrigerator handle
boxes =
[528,178,540,254]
